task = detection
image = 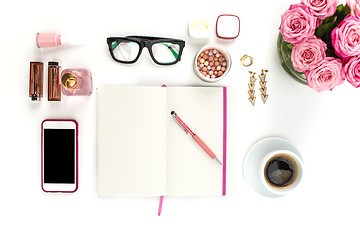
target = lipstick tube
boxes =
[29,62,44,101]
[48,62,61,101]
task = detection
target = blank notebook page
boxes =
[165,87,224,196]
[97,86,166,197]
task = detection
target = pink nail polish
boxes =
[36,33,85,48]
[36,33,61,48]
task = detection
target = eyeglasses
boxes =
[107,36,185,65]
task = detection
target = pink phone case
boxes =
[41,119,79,193]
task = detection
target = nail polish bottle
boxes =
[36,33,85,48]
[61,68,92,96]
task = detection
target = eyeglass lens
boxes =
[151,42,180,64]
[110,39,181,64]
[111,40,140,62]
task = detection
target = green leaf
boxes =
[315,16,337,38]
[336,4,345,13]
[344,5,351,16]
[325,48,338,58]
[322,15,335,24]
[333,4,351,24]
[315,4,352,56]
[285,42,293,50]
[338,5,351,19]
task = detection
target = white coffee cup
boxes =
[259,150,303,196]
[244,138,304,197]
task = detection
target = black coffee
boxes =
[264,154,298,188]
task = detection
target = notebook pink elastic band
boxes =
[222,87,227,196]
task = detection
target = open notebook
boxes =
[97,86,230,197]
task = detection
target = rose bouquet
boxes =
[279,0,360,91]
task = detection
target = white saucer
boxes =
[243,137,303,197]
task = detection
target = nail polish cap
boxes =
[36,33,61,48]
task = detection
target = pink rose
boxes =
[291,37,327,72]
[301,0,338,19]
[331,16,360,59]
[279,4,319,44]
[306,57,345,91]
[347,0,360,19]
[342,55,360,87]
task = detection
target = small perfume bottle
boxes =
[61,68,92,96]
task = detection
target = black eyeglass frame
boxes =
[107,36,185,65]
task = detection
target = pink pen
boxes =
[171,111,222,165]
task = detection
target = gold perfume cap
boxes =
[61,73,78,90]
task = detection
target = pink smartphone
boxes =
[41,119,78,193]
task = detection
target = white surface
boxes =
[1,0,360,239]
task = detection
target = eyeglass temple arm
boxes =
[111,41,120,50]
[159,43,179,59]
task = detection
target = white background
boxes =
[1,0,359,239]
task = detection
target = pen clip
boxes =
[172,116,188,134]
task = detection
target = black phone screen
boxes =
[43,129,75,184]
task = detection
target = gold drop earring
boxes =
[248,71,257,106]
[258,69,269,104]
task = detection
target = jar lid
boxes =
[216,14,240,39]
